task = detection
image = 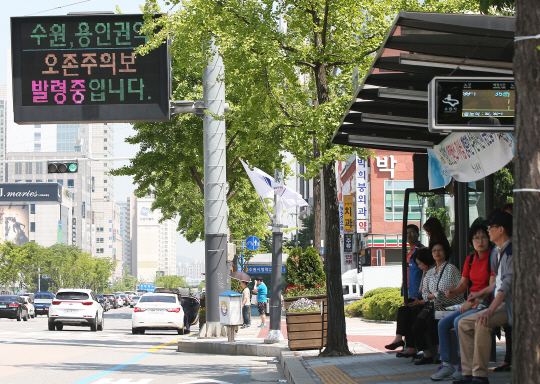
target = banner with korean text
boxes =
[355,156,369,233]
[343,195,354,232]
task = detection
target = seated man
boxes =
[454,211,513,384]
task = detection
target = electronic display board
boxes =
[11,14,170,124]
[428,77,514,133]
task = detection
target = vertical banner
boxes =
[343,195,354,232]
[339,202,344,235]
[57,220,62,244]
[355,156,369,233]
[344,234,353,253]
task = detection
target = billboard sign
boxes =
[11,14,170,124]
[343,195,354,232]
[0,205,30,245]
[0,183,62,202]
[355,156,369,233]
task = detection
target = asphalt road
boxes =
[0,306,286,384]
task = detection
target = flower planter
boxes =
[283,294,327,310]
[285,309,327,351]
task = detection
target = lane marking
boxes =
[72,338,180,384]
[238,367,249,375]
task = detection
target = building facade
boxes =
[0,85,6,183]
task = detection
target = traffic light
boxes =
[47,161,78,173]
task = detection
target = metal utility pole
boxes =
[265,169,285,343]
[200,40,228,338]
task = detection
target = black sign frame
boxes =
[0,183,62,202]
[11,14,170,124]
[428,77,514,133]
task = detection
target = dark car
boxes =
[96,294,110,312]
[103,294,118,309]
[33,292,55,316]
[0,295,29,321]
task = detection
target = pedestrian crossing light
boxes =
[48,161,79,173]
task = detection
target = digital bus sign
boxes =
[11,14,170,124]
[428,77,514,133]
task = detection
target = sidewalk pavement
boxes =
[179,316,511,384]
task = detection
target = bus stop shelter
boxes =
[331,11,515,301]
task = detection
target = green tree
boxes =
[138,0,478,355]
[155,275,188,288]
[493,161,514,208]
[285,247,325,288]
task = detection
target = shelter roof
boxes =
[332,11,515,152]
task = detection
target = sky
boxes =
[0,0,299,265]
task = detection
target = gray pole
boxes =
[265,169,284,343]
[201,40,228,338]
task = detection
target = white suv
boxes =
[48,289,104,331]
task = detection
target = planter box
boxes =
[199,315,206,327]
[283,294,327,310]
[285,307,328,351]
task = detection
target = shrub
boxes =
[361,288,402,321]
[363,287,400,300]
[344,300,364,317]
[284,246,325,297]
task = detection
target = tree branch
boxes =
[327,61,350,67]
[189,166,204,195]
[183,194,204,217]
[227,131,240,151]
[227,176,238,198]
[296,60,316,68]
[265,67,292,120]
[322,0,329,49]
[227,157,240,179]
[227,189,240,201]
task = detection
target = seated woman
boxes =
[430,224,494,381]
[411,241,463,365]
[385,248,434,358]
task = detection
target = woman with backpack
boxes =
[430,224,494,381]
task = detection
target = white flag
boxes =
[241,160,308,209]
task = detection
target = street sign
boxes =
[11,14,170,124]
[246,236,260,251]
[246,266,286,274]
[139,284,155,292]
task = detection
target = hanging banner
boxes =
[355,156,369,233]
[344,234,353,253]
[343,195,354,232]
[428,132,514,189]
[339,202,344,235]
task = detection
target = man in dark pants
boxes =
[180,296,190,333]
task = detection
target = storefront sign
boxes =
[339,202,344,235]
[345,254,353,264]
[375,155,397,179]
[343,195,354,232]
[344,234,353,253]
[246,266,286,274]
[355,157,369,233]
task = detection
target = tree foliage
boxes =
[0,243,115,293]
[284,247,325,288]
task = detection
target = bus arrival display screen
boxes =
[428,77,514,132]
[11,14,170,124]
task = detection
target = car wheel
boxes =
[97,316,104,331]
[90,316,98,332]
[177,328,185,335]
[139,329,145,334]
[48,319,55,331]
[132,328,138,334]
[16,310,21,321]
[55,323,63,331]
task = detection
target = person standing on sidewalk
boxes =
[241,280,251,328]
[253,277,268,327]
[454,211,513,384]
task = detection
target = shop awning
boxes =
[332,11,515,152]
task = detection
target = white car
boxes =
[130,296,141,308]
[48,289,104,332]
[132,293,185,335]
[22,297,35,319]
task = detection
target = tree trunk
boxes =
[320,161,351,356]
[313,139,322,257]
[513,2,540,383]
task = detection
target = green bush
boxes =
[344,287,402,321]
[344,300,364,317]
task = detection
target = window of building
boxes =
[57,179,64,185]
[48,179,54,182]
[104,180,107,183]
[25,162,32,174]
[34,124,41,128]
[30,204,35,214]
[15,163,22,174]
[26,179,32,183]
[104,163,107,167]
[35,162,43,174]
[67,179,75,188]
[97,238,104,243]
[104,147,107,150]
[104,138,107,142]
[104,130,107,133]
[34,143,41,151]
[384,180,421,221]
[30,222,35,232]
[96,248,104,254]
[34,132,41,140]
[15,180,21,182]
[36,179,42,182]
[104,188,107,192]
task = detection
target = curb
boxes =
[280,350,318,384]
[177,339,286,357]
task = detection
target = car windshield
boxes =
[139,295,176,303]
[35,293,54,299]
[132,296,140,300]
[56,292,90,300]
[0,296,17,302]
